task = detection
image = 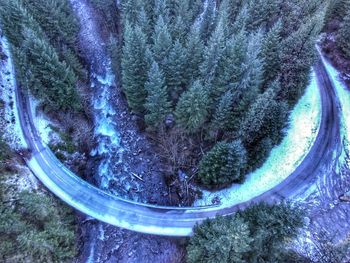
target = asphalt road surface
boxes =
[15,56,340,236]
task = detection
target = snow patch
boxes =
[195,71,321,207]
[0,36,27,149]
[193,0,209,28]
[28,97,53,145]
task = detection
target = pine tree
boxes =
[144,62,172,129]
[153,0,171,24]
[18,191,56,222]
[325,0,350,24]
[175,80,209,133]
[171,16,188,43]
[199,0,216,40]
[22,0,79,50]
[246,0,279,31]
[197,140,247,187]
[337,8,350,59]
[241,85,282,145]
[200,19,225,84]
[164,40,187,101]
[187,216,252,263]
[152,15,173,67]
[225,0,245,22]
[184,27,204,86]
[211,91,235,133]
[212,31,247,100]
[240,83,288,170]
[280,11,324,105]
[230,5,248,34]
[240,31,264,94]
[239,203,305,262]
[121,22,148,112]
[174,0,193,32]
[108,36,121,78]
[187,203,305,263]
[226,31,263,133]
[137,6,152,40]
[121,0,143,24]
[261,20,282,88]
[0,0,44,48]
[24,30,80,112]
[188,0,203,23]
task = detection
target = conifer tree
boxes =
[175,81,209,133]
[188,0,203,22]
[22,0,79,50]
[174,0,193,32]
[188,203,304,263]
[197,140,247,187]
[153,0,171,24]
[211,91,235,133]
[187,216,252,263]
[240,31,264,94]
[225,0,245,22]
[241,84,285,146]
[200,19,225,84]
[261,20,282,88]
[24,30,80,112]
[226,32,263,133]
[239,203,305,262]
[165,40,187,101]
[144,62,172,129]
[199,0,216,40]
[280,12,324,105]
[230,5,248,34]
[325,0,350,24]
[246,0,279,31]
[171,16,188,43]
[152,15,173,67]
[121,22,148,112]
[121,0,143,24]
[0,0,43,48]
[137,6,152,41]
[212,31,247,100]
[240,83,288,170]
[184,27,204,86]
[337,8,350,59]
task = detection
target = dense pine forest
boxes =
[323,0,350,77]
[117,0,327,188]
[0,135,76,262]
[1,0,350,262]
[0,0,329,190]
[0,0,85,113]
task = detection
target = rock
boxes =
[164,114,175,128]
[178,170,188,183]
[339,193,350,202]
[212,196,221,205]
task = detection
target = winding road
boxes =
[13,53,341,236]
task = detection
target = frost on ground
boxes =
[0,36,27,149]
[4,164,38,193]
[28,96,55,145]
[195,71,321,207]
[320,53,350,163]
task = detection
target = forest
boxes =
[1,0,350,262]
[117,0,326,188]
[0,134,76,262]
[0,0,339,190]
